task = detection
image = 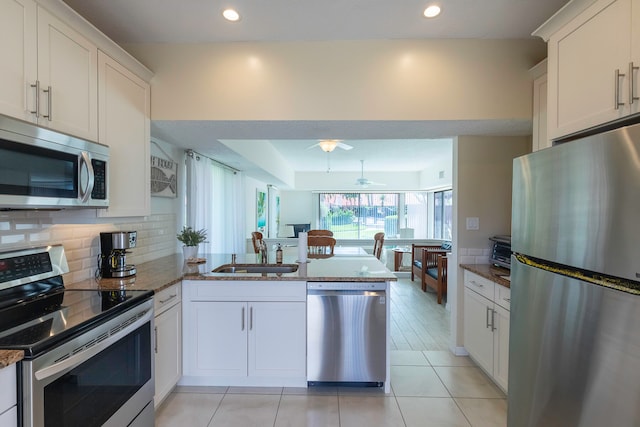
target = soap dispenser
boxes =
[276,243,283,264]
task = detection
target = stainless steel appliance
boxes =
[0,245,154,427]
[99,231,137,278]
[509,121,640,426]
[489,235,511,269]
[307,282,386,385]
[0,114,108,209]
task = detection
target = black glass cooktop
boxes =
[0,278,152,358]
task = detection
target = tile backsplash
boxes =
[0,210,178,285]
[458,247,491,265]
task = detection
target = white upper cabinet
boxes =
[97,51,150,218]
[0,0,37,122]
[36,5,98,141]
[0,0,98,140]
[546,0,638,139]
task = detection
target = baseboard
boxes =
[450,346,469,356]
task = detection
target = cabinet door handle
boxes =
[249,306,253,331]
[486,306,492,329]
[154,326,158,354]
[630,62,639,105]
[241,306,245,331]
[615,69,626,110]
[43,86,52,121]
[159,294,177,304]
[30,80,40,117]
[491,309,497,332]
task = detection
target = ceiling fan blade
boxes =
[354,160,385,187]
[306,142,321,150]
[336,142,353,150]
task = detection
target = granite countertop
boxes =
[460,264,511,288]
[68,249,397,293]
[0,350,24,368]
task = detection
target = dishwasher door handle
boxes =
[307,289,386,297]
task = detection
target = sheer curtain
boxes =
[185,152,245,254]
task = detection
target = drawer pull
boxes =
[470,280,483,288]
[159,294,177,304]
[503,297,511,303]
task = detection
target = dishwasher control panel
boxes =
[307,282,387,291]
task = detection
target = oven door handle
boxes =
[34,307,153,381]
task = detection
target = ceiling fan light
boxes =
[318,139,340,152]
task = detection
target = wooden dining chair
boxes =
[373,232,384,259]
[307,229,334,237]
[308,236,336,255]
[251,231,263,254]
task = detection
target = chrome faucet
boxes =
[231,253,237,264]
[259,241,268,264]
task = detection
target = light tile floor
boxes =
[156,279,507,427]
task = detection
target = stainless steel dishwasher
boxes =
[307,282,387,385]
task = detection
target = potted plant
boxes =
[177,226,207,260]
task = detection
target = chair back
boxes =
[373,232,385,259]
[251,231,263,254]
[308,236,336,255]
[308,229,334,237]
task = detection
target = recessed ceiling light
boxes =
[222,8,240,22]
[423,5,441,18]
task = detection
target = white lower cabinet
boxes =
[154,283,182,408]
[0,364,17,427]
[182,280,307,387]
[463,270,510,392]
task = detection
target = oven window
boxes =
[0,139,77,198]
[43,323,151,427]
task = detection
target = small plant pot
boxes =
[182,245,198,261]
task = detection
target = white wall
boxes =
[449,135,530,354]
[127,39,545,122]
[279,191,315,238]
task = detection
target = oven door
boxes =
[20,300,154,427]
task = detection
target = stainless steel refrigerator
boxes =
[509,121,640,427]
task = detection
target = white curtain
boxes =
[185,152,245,254]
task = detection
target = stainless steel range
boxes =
[0,245,154,427]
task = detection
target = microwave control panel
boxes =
[91,159,107,200]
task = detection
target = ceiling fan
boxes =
[306,139,353,152]
[355,160,385,188]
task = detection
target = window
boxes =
[318,190,451,240]
[433,189,453,240]
[319,193,398,239]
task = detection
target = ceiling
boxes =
[63,0,569,182]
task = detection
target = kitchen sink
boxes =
[212,263,299,274]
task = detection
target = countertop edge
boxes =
[460,264,511,288]
[0,350,24,369]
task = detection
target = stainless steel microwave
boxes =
[0,114,108,209]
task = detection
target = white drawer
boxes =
[464,271,495,301]
[184,280,307,302]
[0,364,16,414]
[495,285,511,311]
[154,283,182,316]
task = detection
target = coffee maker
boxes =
[99,231,137,278]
